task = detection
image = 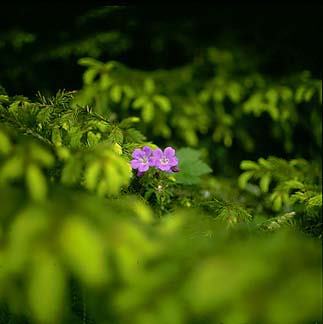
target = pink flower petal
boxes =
[153,148,163,159]
[168,157,178,166]
[164,147,175,157]
[148,157,156,166]
[142,146,152,156]
[157,164,171,171]
[138,163,149,172]
[132,149,142,159]
[131,160,140,169]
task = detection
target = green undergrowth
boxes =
[0,89,321,323]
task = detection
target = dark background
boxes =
[0,5,322,96]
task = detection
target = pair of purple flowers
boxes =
[131,146,179,176]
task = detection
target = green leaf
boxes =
[0,94,9,104]
[83,68,99,85]
[240,160,260,170]
[78,57,103,68]
[227,83,241,103]
[213,89,224,102]
[119,117,140,128]
[26,164,47,202]
[59,216,109,286]
[0,130,11,155]
[61,157,83,185]
[132,96,147,109]
[307,194,322,208]
[68,126,83,148]
[142,102,154,122]
[124,128,146,143]
[84,161,101,191]
[28,252,66,324]
[272,195,282,211]
[0,156,24,184]
[100,74,112,90]
[110,85,122,103]
[31,144,55,167]
[260,173,271,193]
[144,78,155,94]
[36,107,53,124]
[87,131,101,146]
[258,157,272,169]
[238,171,254,189]
[51,128,62,147]
[153,95,171,112]
[175,148,212,185]
[109,127,124,144]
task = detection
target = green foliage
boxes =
[0,88,320,323]
[0,187,321,324]
[74,51,321,166]
[0,7,322,323]
[239,156,322,235]
[175,148,212,185]
[0,91,142,198]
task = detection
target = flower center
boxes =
[160,157,169,165]
[140,157,148,164]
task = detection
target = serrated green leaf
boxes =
[175,148,212,185]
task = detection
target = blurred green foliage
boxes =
[0,5,322,324]
[74,52,321,169]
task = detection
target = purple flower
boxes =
[131,146,153,174]
[151,147,178,172]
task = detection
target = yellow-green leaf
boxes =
[59,216,108,287]
[153,95,171,112]
[28,251,66,324]
[238,171,254,189]
[260,173,271,193]
[26,164,47,202]
[142,102,154,122]
[0,130,11,155]
[84,161,101,191]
